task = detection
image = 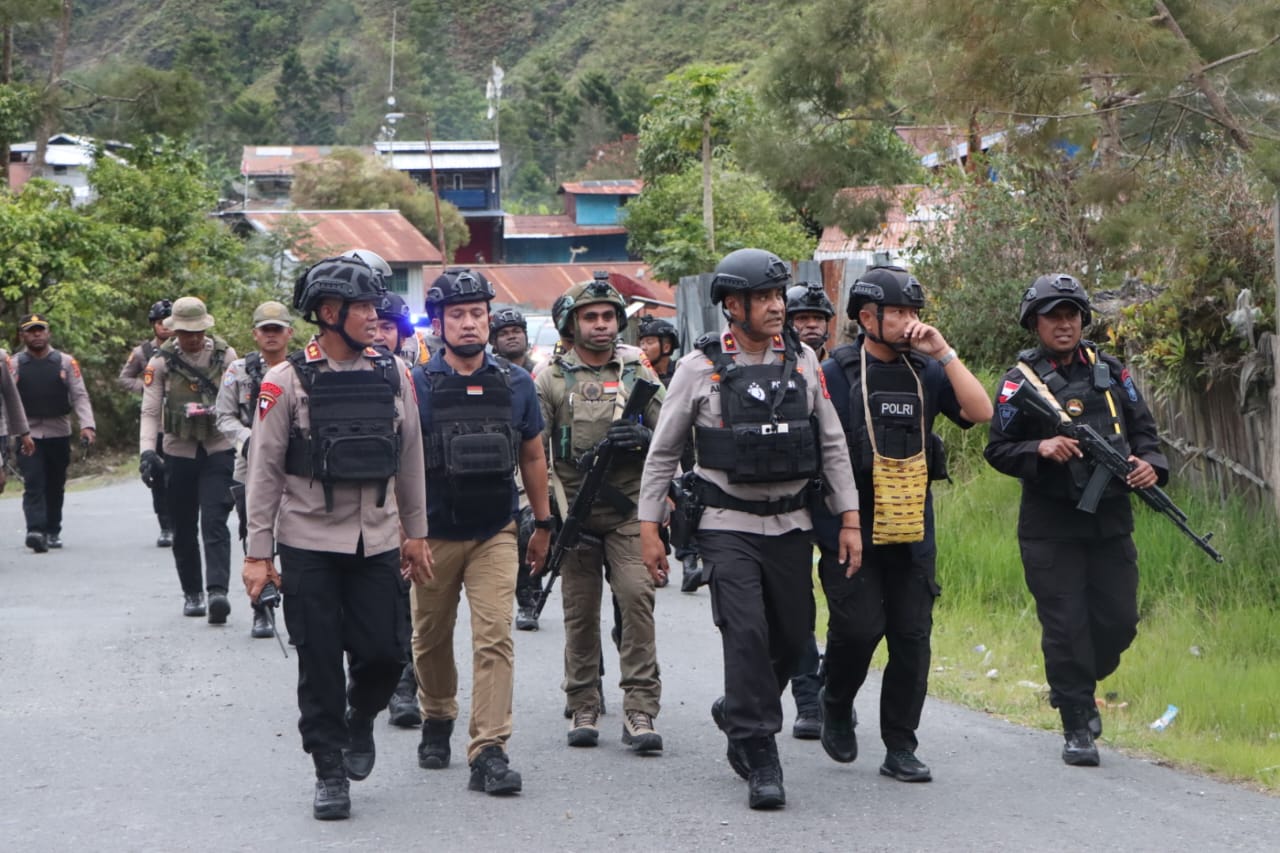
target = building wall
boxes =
[573,195,622,226]
[503,233,630,265]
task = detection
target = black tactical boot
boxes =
[1088,703,1103,739]
[387,664,422,728]
[183,592,206,617]
[46,533,63,549]
[418,718,453,769]
[250,605,274,639]
[711,696,750,780]
[25,531,48,553]
[468,745,523,795]
[156,528,173,548]
[515,590,539,631]
[880,749,933,782]
[343,707,376,781]
[743,736,786,810]
[207,589,230,625]
[679,554,701,592]
[818,686,857,763]
[1061,705,1100,767]
[312,751,351,820]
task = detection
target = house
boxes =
[503,179,642,265]
[376,140,503,265]
[7,134,130,203]
[230,209,443,311]
[467,262,666,312]
[815,185,955,267]
[236,145,374,209]
[894,125,1009,171]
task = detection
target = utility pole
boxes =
[424,115,448,267]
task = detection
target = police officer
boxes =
[140,297,237,621]
[373,290,434,367]
[636,315,679,385]
[120,299,176,546]
[984,274,1166,768]
[815,265,991,784]
[535,272,666,754]
[489,306,544,631]
[214,300,294,639]
[241,254,431,821]
[638,248,861,810]
[781,281,842,741]
[410,269,552,795]
[0,345,33,495]
[13,313,96,552]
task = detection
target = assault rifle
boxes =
[1004,379,1223,563]
[533,378,660,618]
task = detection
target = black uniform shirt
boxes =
[984,345,1168,540]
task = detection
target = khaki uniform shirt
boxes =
[12,349,96,440]
[244,336,428,558]
[214,354,263,483]
[0,349,30,438]
[535,344,664,533]
[638,330,858,535]
[140,338,237,459]
[118,339,164,395]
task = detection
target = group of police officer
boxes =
[0,243,1167,819]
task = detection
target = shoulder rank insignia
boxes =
[770,335,785,351]
[720,331,738,353]
[304,340,324,363]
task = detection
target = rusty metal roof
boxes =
[558,179,643,196]
[243,210,442,264]
[817,185,956,257]
[465,263,668,311]
[504,214,626,238]
[239,146,375,177]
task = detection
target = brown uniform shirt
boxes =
[638,330,858,534]
[12,349,95,440]
[140,338,237,459]
[0,349,30,438]
[244,336,428,558]
[118,339,164,395]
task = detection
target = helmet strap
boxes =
[318,303,370,354]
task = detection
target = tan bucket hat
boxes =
[165,296,216,331]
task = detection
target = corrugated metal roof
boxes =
[504,214,626,238]
[239,146,374,177]
[243,210,442,264]
[559,179,643,196]
[466,263,668,311]
[375,140,500,153]
[816,185,956,258]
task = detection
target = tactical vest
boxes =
[552,353,641,466]
[693,335,819,484]
[421,361,519,527]
[237,351,266,426]
[832,343,947,482]
[160,338,228,441]
[141,340,157,362]
[1020,344,1129,502]
[16,351,71,418]
[284,349,401,511]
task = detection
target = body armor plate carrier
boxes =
[285,350,401,511]
[16,351,71,418]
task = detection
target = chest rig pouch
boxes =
[285,351,401,511]
[694,340,819,484]
[425,364,519,526]
[1024,346,1129,502]
[160,340,227,442]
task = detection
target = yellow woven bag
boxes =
[861,347,928,545]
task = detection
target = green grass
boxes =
[816,455,1280,794]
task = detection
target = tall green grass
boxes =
[816,405,1280,791]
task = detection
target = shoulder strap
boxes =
[142,341,156,361]
[286,349,316,394]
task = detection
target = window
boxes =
[389,267,408,295]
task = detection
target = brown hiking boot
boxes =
[567,706,600,747]
[621,710,663,753]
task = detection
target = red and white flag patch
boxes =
[997,380,1021,404]
[258,381,283,420]
[466,385,484,396]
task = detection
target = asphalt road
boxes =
[2,479,1277,852]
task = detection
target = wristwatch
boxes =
[938,349,958,367]
[532,517,555,530]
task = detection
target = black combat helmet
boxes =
[489,307,527,341]
[293,254,388,323]
[846,265,925,320]
[785,282,835,320]
[377,292,414,337]
[148,299,173,323]
[637,315,678,345]
[1018,273,1092,329]
[710,248,793,304]
[424,269,496,319]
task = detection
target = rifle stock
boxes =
[1005,380,1224,563]
[533,379,660,617]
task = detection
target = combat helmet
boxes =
[555,271,628,336]
[1018,273,1092,329]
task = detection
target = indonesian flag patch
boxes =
[258,381,283,420]
[997,380,1021,404]
[466,385,484,395]
[603,381,620,395]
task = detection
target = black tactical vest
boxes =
[420,363,519,527]
[284,350,401,511]
[16,351,71,418]
[1021,345,1129,502]
[693,336,819,484]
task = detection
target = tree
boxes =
[624,159,815,283]
[290,147,469,262]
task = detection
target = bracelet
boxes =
[938,349,958,367]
